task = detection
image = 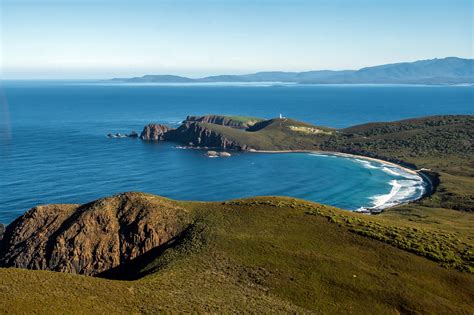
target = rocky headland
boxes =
[5,114,469,278]
[0,193,191,276]
[138,115,254,150]
[0,115,472,312]
[133,114,473,211]
[140,124,173,141]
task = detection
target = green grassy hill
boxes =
[1,115,473,313]
[0,193,472,313]
[185,115,473,211]
[335,115,474,212]
[191,117,336,150]
[184,114,264,129]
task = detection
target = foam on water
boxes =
[371,180,402,208]
[309,153,337,158]
[370,175,426,209]
[354,159,379,169]
[311,153,427,210]
[381,166,401,176]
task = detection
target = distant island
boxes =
[111,57,474,85]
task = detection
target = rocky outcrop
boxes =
[140,124,174,140]
[0,224,4,241]
[128,131,139,138]
[184,115,261,129]
[107,131,138,138]
[137,116,258,150]
[173,122,247,150]
[207,151,232,157]
[0,192,191,276]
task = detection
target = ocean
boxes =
[0,81,472,224]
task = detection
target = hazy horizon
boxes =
[0,56,471,81]
[1,0,472,79]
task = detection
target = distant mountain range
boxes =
[112,57,474,85]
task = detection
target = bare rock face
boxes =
[140,124,173,140]
[0,192,191,276]
[0,224,4,241]
[173,122,247,150]
[138,118,253,150]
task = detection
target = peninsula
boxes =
[0,114,472,313]
[136,114,472,208]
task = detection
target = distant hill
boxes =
[112,57,474,85]
[111,74,194,83]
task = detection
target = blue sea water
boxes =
[0,81,472,224]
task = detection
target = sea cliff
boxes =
[133,114,472,211]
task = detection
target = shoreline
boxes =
[245,149,432,213]
[174,144,434,212]
[248,149,419,174]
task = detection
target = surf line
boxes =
[249,149,432,214]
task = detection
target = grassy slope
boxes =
[187,116,474,269]
[199,118,335,150]
[223,115,264,123]
[0,195,472,313]
[0,116,472,313]
[197,115,473,211]
[190,115,264,127]
[339,115,474,211]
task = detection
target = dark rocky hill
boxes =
[0,193,191,276]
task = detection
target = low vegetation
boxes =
[0,115,472,313]
[223,115,263,124]
[0,194,472,313]
[288,125,334,135]
[191,115,473,211]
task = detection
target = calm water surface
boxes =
[0,81,472,223]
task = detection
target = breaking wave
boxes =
[317,153,427,210]
[367,164,426,209]
[370,179,425,209]
[354,159,379,169]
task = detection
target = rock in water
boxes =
[128,131,139,138]
[0,224,4,241]
[206,151,231,158]
[107,131,139,138]
[140,124,173,140]
[0,193,191,276]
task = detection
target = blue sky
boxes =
[0,0,472,79]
